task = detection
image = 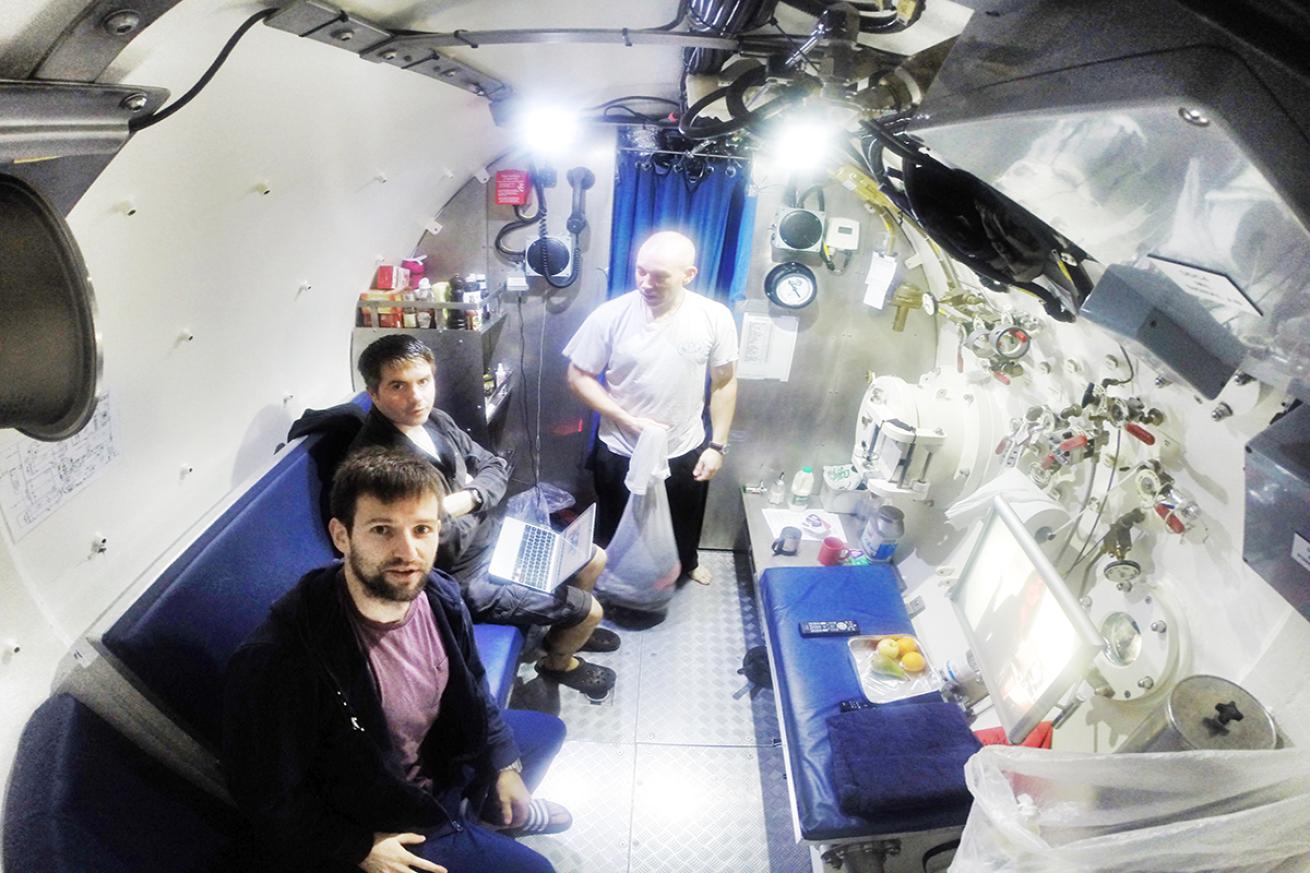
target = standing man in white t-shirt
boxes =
[564,231,739,585]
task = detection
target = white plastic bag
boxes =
[505,483,575,528]
[953,745,1310,873]
[595,427,681,612]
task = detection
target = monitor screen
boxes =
[950,496,1104,742]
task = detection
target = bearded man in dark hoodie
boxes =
[223,449,570,873]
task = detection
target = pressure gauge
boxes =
[922,293,938,316]
[764,262,818,309]
[1104,559,1142,583]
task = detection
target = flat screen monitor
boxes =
[950,496,1104,742]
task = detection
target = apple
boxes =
[876,638,901,660]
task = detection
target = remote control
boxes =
[799,620,860,637]
[839,697,878,712]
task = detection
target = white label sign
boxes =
[0,393,118,540]
[1293,532,1310,575]
[1147,256,1261,318]
[863,253,898,310]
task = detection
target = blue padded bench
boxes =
[3,694,235,873]
[759,564,974,842]
[100,411,524,750]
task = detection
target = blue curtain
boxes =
[607,150,756,303]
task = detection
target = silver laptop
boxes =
[488,504,596,592]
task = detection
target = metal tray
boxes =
[847,633,941,704]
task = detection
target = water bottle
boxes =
[767,473,786,505]
[789,466,814,508]
[860,504,905,562]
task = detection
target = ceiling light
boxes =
[515,103,581,157]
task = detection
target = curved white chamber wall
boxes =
[0,0,680,792]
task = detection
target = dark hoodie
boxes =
[221,564,519,873]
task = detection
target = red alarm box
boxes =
[494,169,530,206]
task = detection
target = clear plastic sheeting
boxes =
[505,482,575,528]
[953,745,1310,873]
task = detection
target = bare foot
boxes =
[689,566,712,586]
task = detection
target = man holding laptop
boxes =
[350,335,616,696]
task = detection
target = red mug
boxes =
[817,536,852,566]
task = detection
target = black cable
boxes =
[515,293,541,487]
[588,95,681,110]
[798,185,826,211]
[768,16,824,76]
[1102,343,1136,387]
[130,8,276,132]
[601,105,668,123]
[651,0,691,30]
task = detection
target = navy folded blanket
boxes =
[826,700,981,818]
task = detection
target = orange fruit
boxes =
[897,636,920,654]
[900,651,926,673]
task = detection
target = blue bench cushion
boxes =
[759,564,972,841]
[3,694,235,873]
[103,439,339,747]
[473,623,524,707]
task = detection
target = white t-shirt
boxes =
[564,289,738,458]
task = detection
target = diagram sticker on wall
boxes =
[0,393,119,541]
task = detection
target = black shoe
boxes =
[535,657,616,696]
[579,627,621,653]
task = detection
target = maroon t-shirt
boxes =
[345,584,450,790]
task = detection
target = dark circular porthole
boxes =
[777,209,823,250]
[0,173,101,440]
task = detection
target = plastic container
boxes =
[767,473,786,505]
[860,504,905,562]
[848,634,941,703]
[789,466,814,508]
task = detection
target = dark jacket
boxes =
[221,564,519,873]
[350,407,510,578]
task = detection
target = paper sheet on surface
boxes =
[762,507,846,541]
[0,393,118,541]
[737,312,798,381]
[863,253,898,309]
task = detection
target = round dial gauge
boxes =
[1104,559,1142,583]
[764,262,818,309]
[922,293,938,316]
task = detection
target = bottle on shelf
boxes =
[789,466,814,508]
[767,473,786,505]
[447,275,466,330]
[414,278,433,328]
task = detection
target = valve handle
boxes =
[1125,422,1156,445]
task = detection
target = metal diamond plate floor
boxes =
[507,549,806,873]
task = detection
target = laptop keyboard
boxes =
[514,525,555,588]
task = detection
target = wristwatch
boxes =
[500,758,523,774]
[708,441,728,455]
[466,488,484,510]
